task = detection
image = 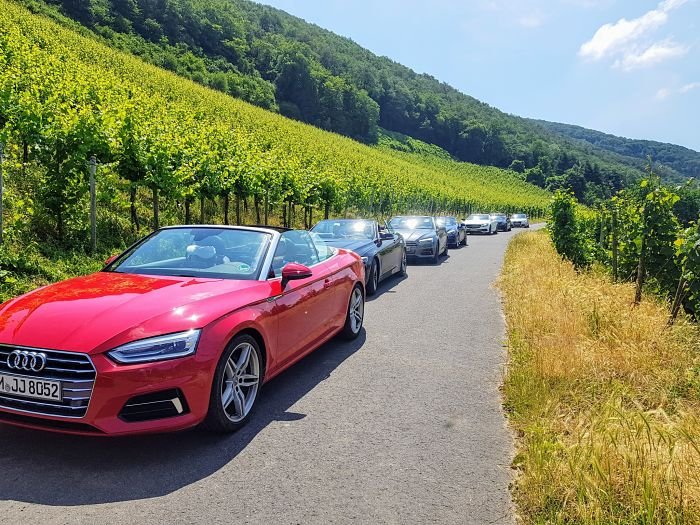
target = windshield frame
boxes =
[311,219,378,241]
[388,216,436,230]
[103,226,275,281]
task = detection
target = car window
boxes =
[309,232,335,262]
[388,216,434,230]
[312,220,375,240]
[270,230,320,278]
[109,228,270,280]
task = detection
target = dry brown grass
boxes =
[500,231,700,524]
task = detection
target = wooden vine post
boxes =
[0,142,4,245]
[89,155,97,253]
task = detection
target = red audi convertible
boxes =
[0,226,365,436]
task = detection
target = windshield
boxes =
[436,217,457,227]
[311,219,375,240]
[389,216,435,230]
[512,214,527,219]
[467,214,490,221]
[107,227,271,280]
[490,214,506,219]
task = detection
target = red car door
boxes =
[270,231,342,369]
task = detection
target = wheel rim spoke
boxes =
[238,373,259,387]
[222,382,235,409]
[232,386,245,417]
[235,344,252,371]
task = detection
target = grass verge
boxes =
[500,230,700,524]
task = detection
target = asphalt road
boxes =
[0,227,526,525]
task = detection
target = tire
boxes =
[366,259,379,296]
[203,334,263,433]
[340,284,365,340]
[398,249,407,276]
[431,243,439,264]
[443,242,448,256]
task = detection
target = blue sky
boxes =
[261,0,700,151]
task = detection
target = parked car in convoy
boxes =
[311,219,406,295]
[463,213,498,235]
[490,213,512,232]
[0,226,365,436]
[436,216,467,248]
[510,213,530,228]
[388,215,447,264]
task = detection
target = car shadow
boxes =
[366,272,408,301]
[0,330,367,506]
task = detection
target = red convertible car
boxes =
[0,226,365,436]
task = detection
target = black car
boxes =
[489,213,512,232]
[311,219,407,295]
[436,216,467,248]
[387,215,448,264]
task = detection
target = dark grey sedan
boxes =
[311,219,407,295]
[436,216,467,248]
[387,216,448,264]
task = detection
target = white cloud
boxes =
[679,82,700,93]
[518,13,544,28]
[578,0,689,70]
[656,87,672,99]
[656,82,700,100]
[614,40,688,71]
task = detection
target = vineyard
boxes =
[0,0,549,250]
[549,178,700,319]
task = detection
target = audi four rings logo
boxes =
[7,350,48,372]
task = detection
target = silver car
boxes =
[510,213,530,228]
[388,216,448,264]
[462,213,498,235]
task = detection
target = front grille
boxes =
[405,241,417,247]
[0,345,96,418]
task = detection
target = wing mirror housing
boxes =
[104,254,119,266]
[281,263,312,288]
[379,232,394,241]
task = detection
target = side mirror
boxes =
[104,254,119,266]
[281,263,312,288]
[380,232,394,241]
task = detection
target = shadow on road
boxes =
[367,272,408,301]
[0,330,366,506]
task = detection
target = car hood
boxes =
[322,238,374,256]
[464,220,489,226]
[393,229,436,242]
[0,272,269,354]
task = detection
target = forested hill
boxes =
[15,0,696,204]
[528,119,700,182]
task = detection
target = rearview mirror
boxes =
[281,263,312,288]
[104,254,119,266]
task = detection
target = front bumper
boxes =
[0,351,213,436]
[465,225,490,234]
[405,243,437,260]
[512,221,529,227]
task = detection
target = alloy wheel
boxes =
[349,287,364,334]
[221,342,260,423]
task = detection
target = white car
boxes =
[510,213,530,228]
[462,213,498,235]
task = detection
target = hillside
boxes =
[530,119,700,182]
[0,0,550,247]
[16,0,687,205]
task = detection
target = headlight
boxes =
[418,238,433,244]
[107,329,201,364]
